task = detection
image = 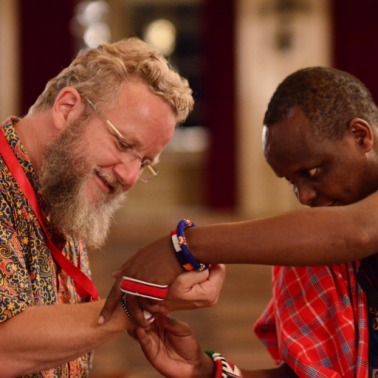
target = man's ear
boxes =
[52,87,84,131]
[348,118,374,152]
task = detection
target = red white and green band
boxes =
[204,350,242,378]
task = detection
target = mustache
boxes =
[94,167,123,194]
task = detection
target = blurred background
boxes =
[1,0,378,376]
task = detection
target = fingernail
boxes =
[98,315,105,325]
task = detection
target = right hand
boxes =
[135,316,214,378]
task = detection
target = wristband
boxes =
[120,295,156,326]
[120,276,168,301]
[171,219,209,271]
[204,350,242,378]
[120,295,138,326]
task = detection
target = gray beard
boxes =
[39,118,126,248]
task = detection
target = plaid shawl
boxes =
[254,263,369,377]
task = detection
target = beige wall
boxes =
[236,0,331,218]
[0,0,20,121]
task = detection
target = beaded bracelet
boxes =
[120,295,156,326]
[204,350,242,378]
[171,219,209,271]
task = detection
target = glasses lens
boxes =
[139,165,158,182]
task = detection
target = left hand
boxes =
[135,315,214,378]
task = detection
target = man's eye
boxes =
[116,139,132,152]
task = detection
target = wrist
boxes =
[171,219,209,272]
[194,352,215,378]
[114,300,134,332]
[184,227,200,261]
[203,350,242,378]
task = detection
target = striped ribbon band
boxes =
[120,277,168,301]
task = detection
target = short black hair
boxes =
[264,67,378,140]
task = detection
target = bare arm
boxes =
[187,194,378,267]
[100,191,378,325]
[0,299,132,378]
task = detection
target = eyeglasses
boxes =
[85,97,158,182]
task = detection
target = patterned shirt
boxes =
[0,117,93,377]
[254,263,369,378]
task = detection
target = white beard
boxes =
[39,117,126,248]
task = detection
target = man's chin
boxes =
[73,192,126,248]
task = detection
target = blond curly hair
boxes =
[29,37,194,123]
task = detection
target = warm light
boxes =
[84,22,111,48]
[77,1,110,26]
[144,19,176,56]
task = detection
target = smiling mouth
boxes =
[95,169,114,192]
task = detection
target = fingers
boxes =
[210,263,226,273]
[195,264,226,307]
[124,295,150,329]
[161,316,193,337]
[112,269,122,279]
[174,269,210,289]
[207,264,226,287]
[98,277,124,324]
[135,327,151,353]
[139,298,164,316]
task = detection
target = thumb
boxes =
[174,269,210,289]
[135,325,160,364]
[112,269,122,279]
[135,326,149,346]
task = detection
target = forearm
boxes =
[186,196,378,267]
[185,198,378,266]
[0,299,131,377]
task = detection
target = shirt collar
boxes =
[2,116,48,214]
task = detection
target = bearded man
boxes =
[0,38,225,378]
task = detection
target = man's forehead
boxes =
[263,111,312,149]
[263,111,325,169]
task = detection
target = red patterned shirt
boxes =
[254,263,369,378]
[0,117,93,377]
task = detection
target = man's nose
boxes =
[113,160,141,190]
[294,182,317,206]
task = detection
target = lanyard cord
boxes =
[0,128,98,301]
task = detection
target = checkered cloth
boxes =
[254,263,369,378]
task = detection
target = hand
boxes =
[99,235,184,328]
[135,316,214,378]
[160,264,226,313]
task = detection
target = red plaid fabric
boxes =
[254,263,369,378]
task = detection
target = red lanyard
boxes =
[0,128,98,301]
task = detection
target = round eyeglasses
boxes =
[85,97,158,182]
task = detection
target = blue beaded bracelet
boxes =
[171,219,209,271]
